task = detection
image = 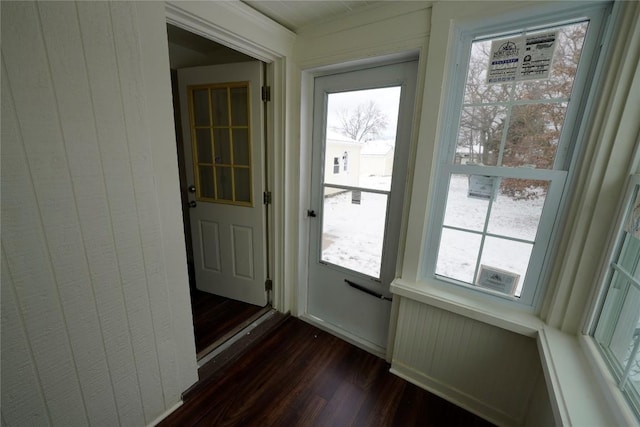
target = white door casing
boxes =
[178,61,267,306]
[307,61,418,354]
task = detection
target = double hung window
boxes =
[425,5,610,307]
[592,174,640,421]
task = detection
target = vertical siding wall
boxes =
[294,2,431,68]
[391,298,543,426]
[1,2,197,426]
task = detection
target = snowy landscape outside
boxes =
[318,88,400,278]
[437,175,547,296]
[321,173,547,293]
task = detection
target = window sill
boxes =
[537,328,619,426]
[391,277,543,337]
[578,334,639,426]
[391,278,624,426]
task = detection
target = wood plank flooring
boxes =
[191,289,266,355]
[161,317,495,427]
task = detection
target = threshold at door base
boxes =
[182,309,289,402]
[196,305,272,361]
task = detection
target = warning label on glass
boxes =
[487,31,557,84]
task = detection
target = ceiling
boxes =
[167,24,255,69]
[167,1,381,69]
[241,0,379,32]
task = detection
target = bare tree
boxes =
[333,101,388,142]
[458,23,588,200]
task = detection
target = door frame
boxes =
[166,4,289,313]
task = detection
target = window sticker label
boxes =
[476,265,520,295]
[468,175,498,200]
[487,38,522,83]
[487,31,557,84]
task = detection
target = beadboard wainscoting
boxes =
[391,297,545,426]
[1,2,199,425]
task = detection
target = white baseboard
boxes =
[299,313,386,358]
[390,360,518,427]
[147,401,183,427]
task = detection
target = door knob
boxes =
[189,201,197,208]
[188,185,196,193]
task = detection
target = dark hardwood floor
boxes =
[161,317,495,427]
[191,289,266,356]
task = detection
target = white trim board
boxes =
[390,362,517,427]
[299,314,387,359]
[164,1,292,314]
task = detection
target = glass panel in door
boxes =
[189,83,253,205]
[319,87,401,279]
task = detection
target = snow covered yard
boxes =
[321,189,387,278]
[321,174,547,297]
[438,174,546,295]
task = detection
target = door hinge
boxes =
[265,278,273,291]
[263,191,272,205]
[261,86,271,102]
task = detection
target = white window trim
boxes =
[393,0,637,424]
[584,172,640,330]
[580,173,640,424]
[548,0,639,420]
[422,2,612,310]
[580,334,640,426]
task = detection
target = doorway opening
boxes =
[166,23,272,361]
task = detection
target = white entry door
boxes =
[178,61,267,307]
[307,61,418,354]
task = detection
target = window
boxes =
[425,5,609,307]
[343,151,349,172]
[189,82,253,205]
[592,174,640,421]
[333,157,340,174]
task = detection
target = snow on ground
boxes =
[320,174,401,277]
[321,189,387,278]
[321,173,640,388]
[321,174,547,295]
[437,174,546,295]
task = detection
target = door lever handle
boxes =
[344,279,392,301]
[307,210,317,218]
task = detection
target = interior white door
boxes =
[178,61,267,307]
[307,61,418,354]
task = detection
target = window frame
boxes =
[422,3,611,309]
[589,173,640,421]
[333,157,340,174]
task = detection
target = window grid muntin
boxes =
[441,224,536,246]
[436,172,545,297]
[592,176,640,422]
[455,20,589,170]
[189,82,253,207]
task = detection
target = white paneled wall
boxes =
[294,2,430,69]
[1,2,197,426]
[391,297,543,426]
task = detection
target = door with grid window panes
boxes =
[428,11,607,305]
[178,61,267,307]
